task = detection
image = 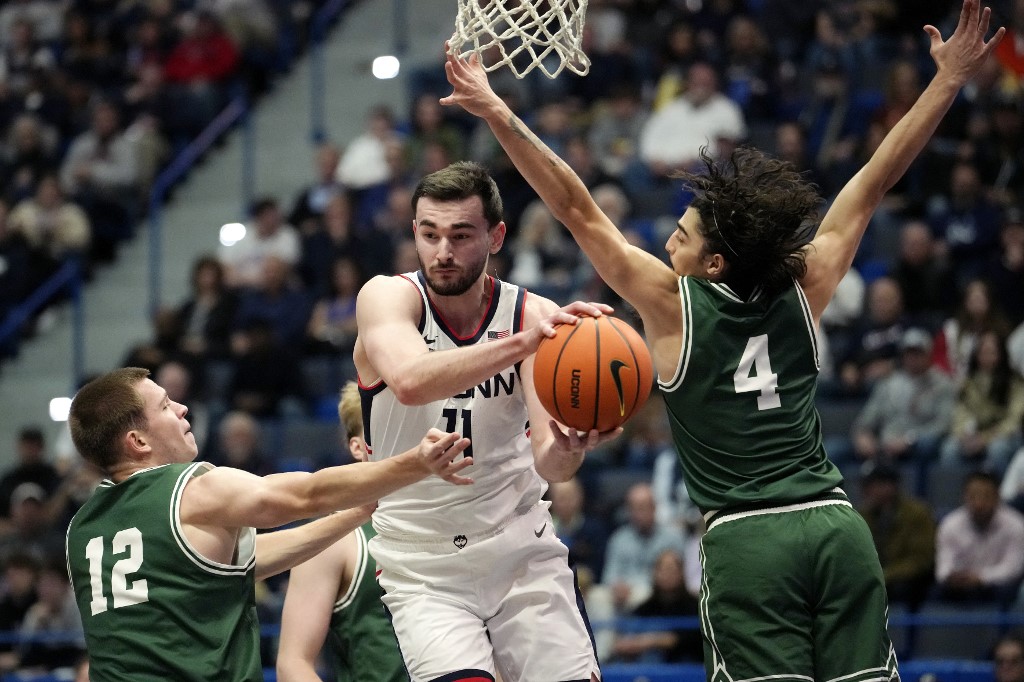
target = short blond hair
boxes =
[338,381,362,440]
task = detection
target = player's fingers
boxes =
[955,0,972,33]
[443,436,471,457]
[923,25,942,49]
[984,25,1006,50]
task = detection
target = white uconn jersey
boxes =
[359,272,545,538]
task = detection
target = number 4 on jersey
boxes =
[733,334,781,411]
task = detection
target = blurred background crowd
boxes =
[2,0,1024,677]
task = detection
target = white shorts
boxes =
[369,502,601,682]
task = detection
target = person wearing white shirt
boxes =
[936,470,1024,605]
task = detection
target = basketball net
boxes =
[448,0,591,79]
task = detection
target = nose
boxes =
[175,402,189,419]
[436,238,454,262]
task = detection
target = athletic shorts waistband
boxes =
[373,502,542,552]
[703,488,850,532]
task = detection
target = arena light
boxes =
[50,396,72,422]
[372,56,400,80]
[219,222,246,247]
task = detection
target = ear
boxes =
[489,221,506,254]
[123,428,152,458]
[704,252,726,278]
[348,436,367,462]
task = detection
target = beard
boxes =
[419,252,488,297]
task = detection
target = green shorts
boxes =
[699,494,899,682]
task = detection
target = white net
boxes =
[448,0,590,79]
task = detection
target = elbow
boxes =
[389,374,433,406]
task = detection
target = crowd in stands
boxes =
[6,0,1024,676]
[0,0,337,358]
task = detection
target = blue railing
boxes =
[147,96,252,317]
[0,258,84,388]
[309,0,353,143]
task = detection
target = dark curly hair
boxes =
[678,146,822,299]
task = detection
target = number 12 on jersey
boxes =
[85,527,149,616]
[733,334,781,411]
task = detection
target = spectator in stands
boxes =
[305,255,361,359]
[58,99,140,262]
[0,199,31,353]
[507,200,579,296]
[287,141,344,235]
[11,557,85,676]
[404,93,465,180]
[849,328,956,464]
[838,276,909,395]
[936,470,1024,607]
[172,255,239,360]
[928,160,1002,284]
[634,62,746,190]
[940,331,1024,473]
[994,633,1024,682]
[298,193,377,294]
[990,206,1024,327]
[611,549,702,664]
[891,220,956,328]
[817,268,866,388]
[601,482,688,613]
[999,414,1024,514]
[0,18,56,98]
[721,14,776,122]
[0,2,63,49]
[587,83,647,180]
[336,104,401,222]
[0,553,38,668]
[227,318,303,418]
[219,196,300,289]
[206,410,273,476]
[549,477,608,583]
[0,483,65,565]
[233,256,312,349]
[8,173,90,288]
[0,427,58,523]
[0,113,58,205]
[857,462,935,610]
[163,10,240,141]
[935,278,1012,379]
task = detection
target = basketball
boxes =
[533,315,654,433]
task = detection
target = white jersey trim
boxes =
[170,462,255,576]
[334,527,368,613]
[659,276,693,392]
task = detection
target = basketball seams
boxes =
[550,320,584,428]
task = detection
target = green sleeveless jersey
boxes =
[326,523,407,682]
[659,277,841,513]
[66,462,261,682]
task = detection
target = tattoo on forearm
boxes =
[509,115,562,169]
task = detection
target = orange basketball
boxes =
[533,315,654,432]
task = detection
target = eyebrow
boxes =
[417,219,478,231]
[676,222,688,238]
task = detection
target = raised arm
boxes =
[355,274,609,404]
[801,0,1003,319]
[180,429,472,530]
[441,51,681,339]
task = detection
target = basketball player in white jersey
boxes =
[354,161,617,682]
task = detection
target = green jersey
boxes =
[326,523,407,682]
[66,462,261,682]
[660,277,841,513]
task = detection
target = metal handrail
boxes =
[309,0,352,143]
[147,96,250,317]
[0,258,84,387]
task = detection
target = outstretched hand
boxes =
[417,428,474,485]
[527,301,614,352]
[440,43,502,117]
[925,0,1004,85]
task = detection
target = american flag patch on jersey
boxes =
[487,329,510,339]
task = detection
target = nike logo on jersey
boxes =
[609,360,629,416]
[534,523,546,538]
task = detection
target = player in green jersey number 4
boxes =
[65,367,472,682]
[442,1,1003,680]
